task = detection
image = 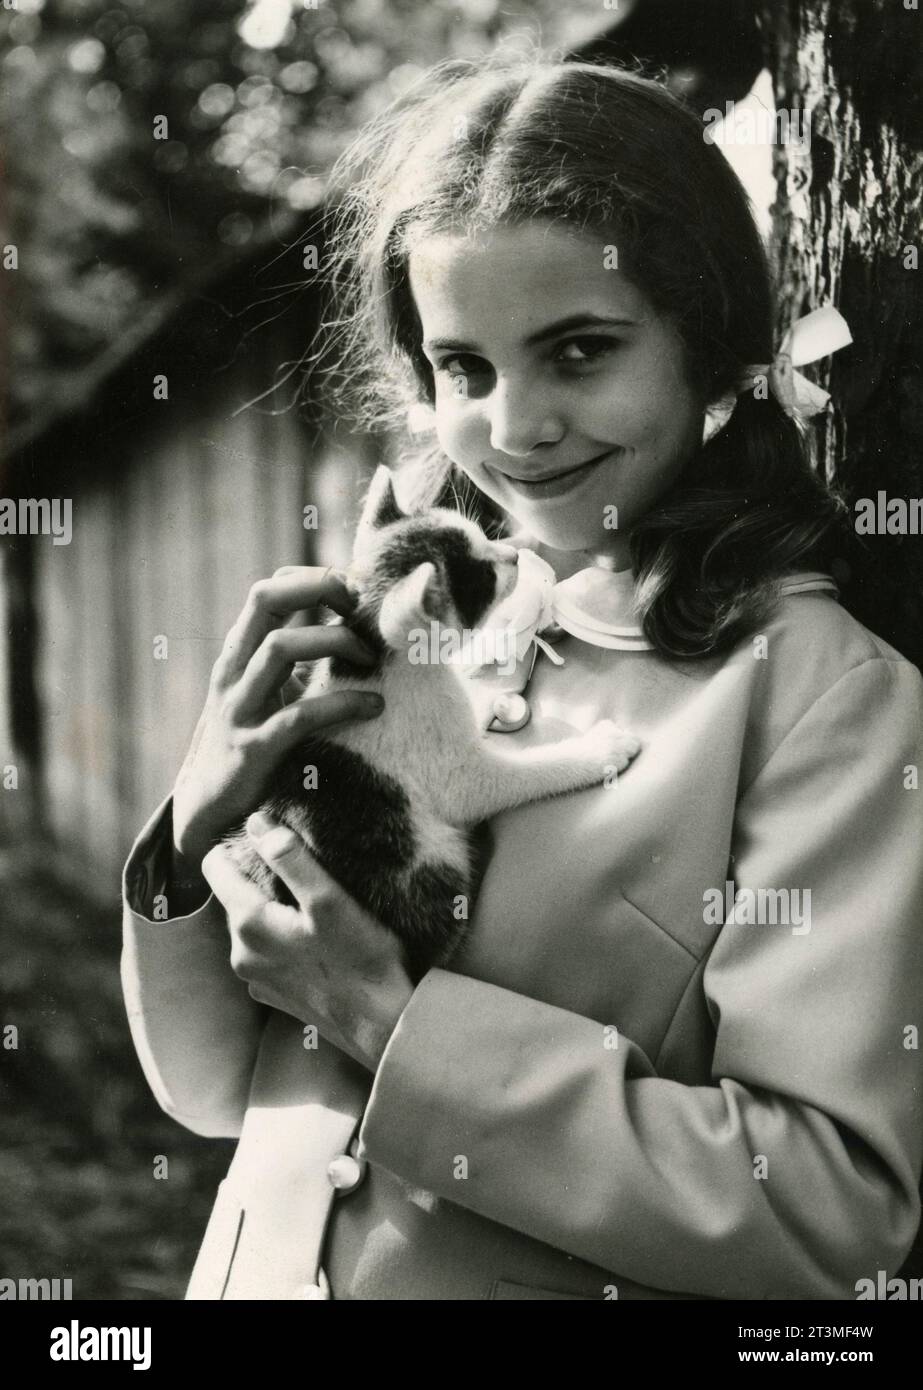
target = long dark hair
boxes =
[318,52,846,659]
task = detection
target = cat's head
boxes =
[347,466,519,651]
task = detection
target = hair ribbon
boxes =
[703,305,853,442]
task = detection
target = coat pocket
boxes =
[185,1180,246,1301]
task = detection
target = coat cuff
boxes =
[122,794,213,923]
[121,794,264,1137]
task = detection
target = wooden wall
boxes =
[0,571,12,813]
[21,378,376,894]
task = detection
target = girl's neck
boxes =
[532,541,634,582]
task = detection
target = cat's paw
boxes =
[580,719,642,775]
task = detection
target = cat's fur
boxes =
[225,466,640,979]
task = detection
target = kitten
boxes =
[225,466,640,980]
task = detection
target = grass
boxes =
[0,847,235,1300]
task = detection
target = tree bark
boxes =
[758,0,923,667]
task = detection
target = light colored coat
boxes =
[121,581,923,1300]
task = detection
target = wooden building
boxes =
[1,234,380,892]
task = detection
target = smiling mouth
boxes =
[499,449,615,497]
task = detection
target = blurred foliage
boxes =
[0,0,604,441]
[0,849,235,1298]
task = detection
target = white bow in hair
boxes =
[703,305,853,442]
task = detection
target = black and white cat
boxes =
[226,467,640,978]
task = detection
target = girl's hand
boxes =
[172,567,383,870]
[201,811,415,1073]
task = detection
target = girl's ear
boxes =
[378,562,444,647]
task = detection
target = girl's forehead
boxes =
[407,222,652,341]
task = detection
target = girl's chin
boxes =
[505,510,623,554]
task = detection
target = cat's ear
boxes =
[352,465,405,562]
[378,562,444,647]
[357,465,404,537]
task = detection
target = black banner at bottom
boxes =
[2,1298,921,1376]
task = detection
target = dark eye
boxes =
[556,336,621,365]
[436,353,489,379]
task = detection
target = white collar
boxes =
[484,543,839,659]
[550,564,651,650]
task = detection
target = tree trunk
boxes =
[758,0,923,668]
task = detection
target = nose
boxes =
[493,543,519,564]
[488,376,564,458]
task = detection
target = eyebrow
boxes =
[422,313,638,354]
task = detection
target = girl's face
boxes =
[409,221,706,563]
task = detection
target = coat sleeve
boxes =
[120,795,267,1138]
[357,656,923,1299]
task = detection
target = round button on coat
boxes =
[295,1267,331,1299]
[326,1153,366,1193]
[490,692,531,732]
[296,1282,329,1300]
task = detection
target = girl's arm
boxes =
[356,656,923,1299]
[121,566,385,1137]
[121,795,268,1138]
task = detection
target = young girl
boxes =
[121,56,923,1301]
